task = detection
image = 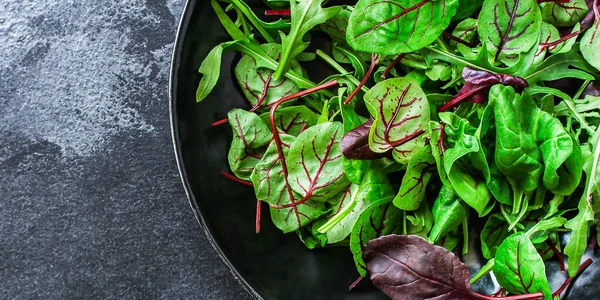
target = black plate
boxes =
[169,1,600,299]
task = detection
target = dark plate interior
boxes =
[169,0,600,299]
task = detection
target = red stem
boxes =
[589,234,597,250]
[442,31,473,46]
[255,200,261,233]
[220,171,253,187]
[344,54,378,105]
[438,83,489,112]
[539,30,581,50]
[470,292,543,300]
[212,118,229,127]
[381,54,404,79]
[552,258,593,297]
[348,276,364,291]
[265,9,291,16]
[545,239,565,272]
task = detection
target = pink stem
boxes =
[265,9,290,16]
[344,54,378,105]
[220,171,253,187]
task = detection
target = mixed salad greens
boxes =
[195,0,600,298]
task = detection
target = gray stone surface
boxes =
[1,1,250,299]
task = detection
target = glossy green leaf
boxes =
[429,186,466,243]
[581,20,600,72]
[365,78,430,164]
[287,122,349,201]
[196,40,239,102]
[453,0,484,21]
[296,218,328,249]
[525,45,595,85]
[450,18,478,46]
[346,0,459,55]
[259,106,318,136]
[493,232,552,298]
[227,109,272,180]
[350,199,403,276]
[540,0,587,27]
[393,145,434,210]
[480,213,510,259]
[273,0,341,79]
[405,201,434,238]
[478,0,542,59]
[318,7,351,43]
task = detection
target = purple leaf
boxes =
[340,119,390,160]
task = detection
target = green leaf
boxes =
[227,109,272,180]
[540,0,587,27]
[340,102,371,184]
[581,20,600,72]
[393,145,434,210]
[318,7,351,44]
[273,0,341,79]
[429,121,452,186]
[478,0,542,60]
[235,44,302,111]
[365,78,430,164]
[296,218,328,249]
[228,0,291,41]
[480,213,510,259]
[450,18,478,46]
[197,40,238,102]
[287,122,349,201]
[453,0,484,21]
[320,165,395,243]
[429,186,466,243]
[350,199,403,276]
[493,232,552,298]
[259,106,318,136]
[346,0,459,55]
[525,44,595,85]
[405,200,434,238]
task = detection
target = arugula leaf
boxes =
[365,78,430,164]
[273,0,341,79]
[493,232,552,298]
[227,109,272,180]
[581,19,600,72]
[346,0,459,55]
[393,145,434,210]
[478,0,542,60]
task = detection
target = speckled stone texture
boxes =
[1,1,250,299]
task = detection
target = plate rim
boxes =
[168,1,261,299]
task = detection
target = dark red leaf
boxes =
[363,235,473,300]
[340,119,390,160]
[583,80,600,96]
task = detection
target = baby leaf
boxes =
[287,122,349,201]
[346,0,459,55]
[197,40,239,102]
[228,109,272,180]
[581,19,600,72]
[363,235,473,300]
[340,102,372,184]
[453,0,484,21]
[429,186,466,243]
[273,0,341,79]
[235,44,302,111]
[393,145,434,210]
[480,213,510,259]
[349,200,403,277]
[450,18,479,46]
[478,0,542,60]
[493,232,552,298]
[259,106,318,136]
[341,119,390,160]
[365,78,430,164]
[318,7,351,44]
[525,45,595,85]
[540,0,587,27]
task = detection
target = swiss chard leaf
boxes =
[235,44,302,111]
[450,18,479,46]
[364,235,473,300]
[365,78,430,164]
[540,0,587,27]
[287,122,349,201]
[346,0,459,55]
[228,109,272,180]
[480,213,510,259]
[259,106,318,136]
[493,232,552,298]
[429,186,466,243]
[349,199,403,277]
[581,19,600,72]
[478,0,542,60]
[273,0,341,79]
[393,145,434,210]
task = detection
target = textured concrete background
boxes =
[1,1,250,298]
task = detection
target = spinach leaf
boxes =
[581,19,600,72]
[453,0,484,21]
[493,232,552,298]
[349,199,403,277]
[228,109,272,180]
[287,122,350,201]
[525,45,595,85]
[346,0,459,55]
[259,106,318,136]
[393,145,434,210]
[273,0,341,79]
[478,0,542,60]
[365,78,430,164]
[480,213,510,259]
[429,186,466,243]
